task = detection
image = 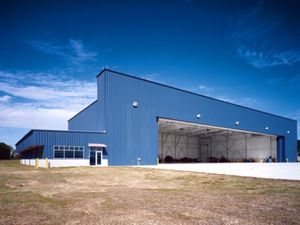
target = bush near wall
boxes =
[0,142,14,159]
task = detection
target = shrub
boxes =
[0,142,14,160]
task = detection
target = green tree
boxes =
[0,142,14,159]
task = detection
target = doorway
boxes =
[158,118,277,163]
[89,148,103,166]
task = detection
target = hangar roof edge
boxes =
[96,69,297,123]
[16,129,106,146]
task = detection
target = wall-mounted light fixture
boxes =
[287,130,290,134]
[265,126,269,130]
[196,114,201,119]
[235,121,240,126]
[132,101,138,108]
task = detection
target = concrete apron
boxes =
[140,163,300,181]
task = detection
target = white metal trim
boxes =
[88,143,107,148]
[96,151,103,166]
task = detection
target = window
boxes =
[65,151,74,158]
[75,151,83,158]
[54,150,64,158]
[53,145,84,159]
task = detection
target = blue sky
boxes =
[0,0,299,147]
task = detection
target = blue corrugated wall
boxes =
[17,69,298,165]
[68,74,107,132]
[16,130,107,159]
[68,100,100,131]
[100,70,297,165]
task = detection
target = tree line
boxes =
[0,142,18,159]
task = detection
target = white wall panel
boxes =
[187,137,199,158]
[20,159,109,167]
[198,133,277,162]
[158,133,198,160]
[158,129,277,163]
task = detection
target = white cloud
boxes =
[141,73,165,83]
[69,39,98,62]
[0,103,73,129]
[29,39,98,63]
[241,97,257,104]
[0,80,95,103]
[236,47,300,68]
[183,82,257,107]
[29,40,66,56]
[232,2,300,69]
[215,95,237,104]
[198,84,214,93]
[0,70,97,130]
[0,95,12,103]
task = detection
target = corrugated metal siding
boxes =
[16,131,36,153]
[97,73,107,131]
[16,69,298,165]
[16,130,107,159]
[101,70,297,165]
[68,101,99,131]
[68,74,107,132]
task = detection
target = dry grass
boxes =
[0,160,299,225]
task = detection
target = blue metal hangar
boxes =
[16,69,298,167]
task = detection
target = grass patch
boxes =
[0,160,299,225]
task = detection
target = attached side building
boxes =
[16,69,298,167]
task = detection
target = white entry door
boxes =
[96,151,102,166]
[89,148,103,166]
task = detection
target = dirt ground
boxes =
[0,160,299,225]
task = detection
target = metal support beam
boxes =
[211,134,213,158]
[186,135,189,158]
[174,135,177,159]
[198,136,201,159]
[227,132,229,159]
[246,134,248,159]
[160,133,169,163]
[270,136,272,157]
[161,133,164,163]
[174,135,182,159]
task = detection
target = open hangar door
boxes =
[158,118,277,163]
